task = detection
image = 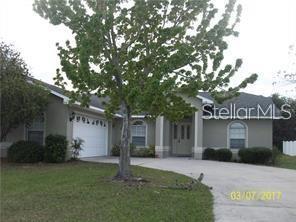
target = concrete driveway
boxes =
[82,157,296,222]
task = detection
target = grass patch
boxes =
[274,154,296,170]
[1,161,213,222]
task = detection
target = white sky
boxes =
[1,0,296,97]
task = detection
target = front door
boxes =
[172,122,192,156]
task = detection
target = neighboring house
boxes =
[0,79,281,159]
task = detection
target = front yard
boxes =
[275,154,296,170]
[1,161,213,222]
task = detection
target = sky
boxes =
[1,0,296,97]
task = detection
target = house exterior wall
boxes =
[203,119,273,149]
[45,95,68,138]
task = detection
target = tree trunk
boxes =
[115,104,132,180]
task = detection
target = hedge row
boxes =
[203,147,272,164]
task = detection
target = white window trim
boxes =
[227,120,248,149]
[25,113,46,145]
[131,120,148,148]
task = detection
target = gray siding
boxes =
[45,95,68,137]
[203,119,273,149]
[147,119,156,146]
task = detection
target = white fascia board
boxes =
[72,103,122,117]
[49,90,70,103]
[197,95,214,104]
[131,115,146,118]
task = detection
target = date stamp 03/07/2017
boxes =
[229,191,283,201]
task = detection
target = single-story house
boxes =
[0,79,281,159]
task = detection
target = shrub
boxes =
[132,145,155,158]
[147,145,155,157]
[215,148,232,162]
[111,144,120,156]
[7,141,43,163]
[111,144,155,158]
[238,147,272,164]
[71,137,84,160]
[44,134,68,163]
[202,148,216,160]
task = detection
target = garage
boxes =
[72,114,108,157]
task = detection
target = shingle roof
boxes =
[28,77,107,110]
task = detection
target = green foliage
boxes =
[7,141,43,163]
[215,148,232,162]
[202,148,216,160]
[147,145,156,157]
[0,42,49,141]
[71,137,84,160]
[238,147,272,164]
[111,144,155,158]
[33,0,257,121]
[44,135,68,163]
[111,144,120,156]
[132,145,155,158]
[271,146,281,165]
[274,154,296,170]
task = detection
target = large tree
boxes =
[34,0,257,179]
[0,42,49,141]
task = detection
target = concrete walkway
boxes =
[82,157,296,222]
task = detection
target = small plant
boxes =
[7,141,43,163]
[215,149,232,162]
[71,137,84,160]
[44,134,68,163]
[238,147,272,164]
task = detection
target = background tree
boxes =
[0,42,49,141]
[273,44,296,97]
[272,94,296,151]
[34,0,257,179]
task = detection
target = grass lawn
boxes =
[1,161,213,222]
[275,154,296,170]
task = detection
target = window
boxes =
[131,120,146,147]
[229,122,246,149]
[27,114,45,145]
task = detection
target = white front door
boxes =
[172,122,192,156]
[72,115,108,157]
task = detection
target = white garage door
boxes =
[72,114,108,157]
